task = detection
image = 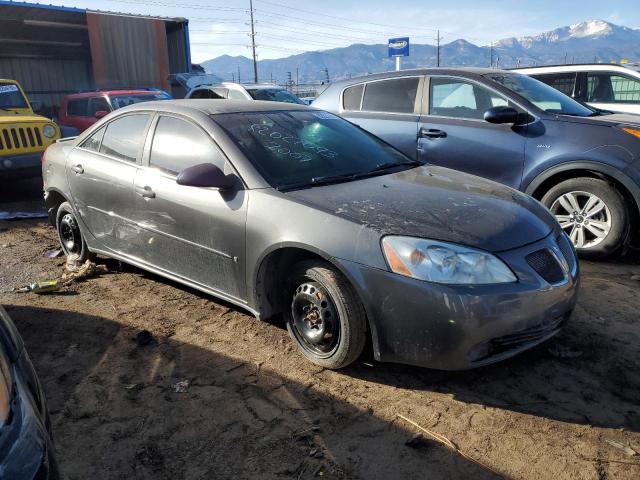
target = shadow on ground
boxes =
[6,305,503,480]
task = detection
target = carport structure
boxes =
[0,1,191,112]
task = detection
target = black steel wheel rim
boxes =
[59,213,82,255]
[290,281,340,357]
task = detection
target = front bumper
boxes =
[337,231,579,370]
[0,152,42,179]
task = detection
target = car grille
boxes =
[0,125,43,152]
[556,233,577,273]
[526,248,565,284]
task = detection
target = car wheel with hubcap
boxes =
[542,177,628,258]
[286,261,366,369]
[56,201,93,263]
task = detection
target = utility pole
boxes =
[270,71,273,84]
[237,66,241,84]
[489,42,493,68]
[296,67,299,95]
[249,0,258,83]
[231,72,235,82]
[286,71,292,90]
[436,30,443,67]
[323,67,329,84]
[564,52,568,64]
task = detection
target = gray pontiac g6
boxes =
[42,100,579,370]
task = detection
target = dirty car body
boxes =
[42,100,579,370]
[0,306,59,479]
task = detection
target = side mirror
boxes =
[30,100,43,112]
[176,163,234,189]
[94,110,109,119]
[484,106,520,124]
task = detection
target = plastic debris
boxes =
[547,344,583,359]
[44,249,63,258]
[135,330,153,346]
[605,439,638,456]
[125,383,145,393]
[172,380,190,393]
[13,280,59,294]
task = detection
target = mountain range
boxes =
[201,20,640,84]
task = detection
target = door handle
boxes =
[419,128,447,139]
[71,164,84,174]
[136,186,156,199]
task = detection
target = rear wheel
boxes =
[285,261,366,369]
[541,177,628,258]
[56,201,93,263]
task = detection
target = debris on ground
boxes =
[547,344,584,359]
[605,439,638,456]
[12,280,59,294]
[44,248,63,258]
[172,380,190,393]
[135,330,153,346]
[309,448,324,459]
[397,414,504,478]
[125,383,145,393]
[59,260,108,285]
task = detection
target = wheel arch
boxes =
[44,187,69,226]
[524,161,640,215]
[252,243,377,348]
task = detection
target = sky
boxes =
[32,0,640,62]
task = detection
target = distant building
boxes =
[0,1,192,111]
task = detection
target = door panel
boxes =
[132,168,248,300]
[131,115,248,300]
[418,76,526,189]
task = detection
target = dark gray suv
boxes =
[313,68,640,258]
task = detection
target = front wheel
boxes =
[285,261,367,369]
[541,177,628,258]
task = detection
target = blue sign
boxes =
[388,37,409,57]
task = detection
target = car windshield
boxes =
[0,82,29,109]
[246,88,305,104]
[212,110,418,189]
[110,92,171,110]
[486,73,595,117]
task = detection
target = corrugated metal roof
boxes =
[0,0,187,23]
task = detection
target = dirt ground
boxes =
[1,179,639,480]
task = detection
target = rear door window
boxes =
[99,114,150,163]
[67,99,88,117]
[586,73,640,103]
[149,116,225,175]
[533,73,576,97]
[342,84,364,111]
[80,127,105,152]
[361,77,420,113]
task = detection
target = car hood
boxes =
[285,166,556,252]
[555,112,640,127]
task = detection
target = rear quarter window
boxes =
[342,84,364,111]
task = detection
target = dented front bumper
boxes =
[336,232,579,370]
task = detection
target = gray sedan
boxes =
[42,100,579,370]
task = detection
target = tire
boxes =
[56,201,94,263]
[285,260,367,369]
[541,177,628,258]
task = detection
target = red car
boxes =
[58,89,172,132]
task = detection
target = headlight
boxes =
[42,124,56,138]
[381,236,517,284]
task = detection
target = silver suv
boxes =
[185,82,305,105]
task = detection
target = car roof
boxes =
[326,67,511,88]
[118,99,310,115]
[64,90,166,99]
[514,64,640,74]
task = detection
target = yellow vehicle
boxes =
[0,79,61,179]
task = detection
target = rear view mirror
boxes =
[484,106,520,124]
[176,163,234,189]
[94,110,109,119]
